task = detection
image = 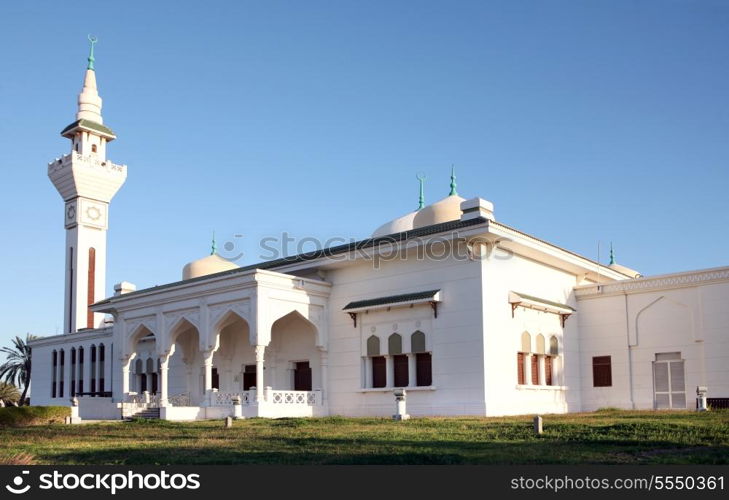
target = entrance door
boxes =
[653,352,686,409]
[294,361,312,391]
[243,365,256,390]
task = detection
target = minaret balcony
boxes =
[48,151,127,203]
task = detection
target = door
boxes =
[243,364,256,390]
[293,361,312,391]
[653,352,686,409]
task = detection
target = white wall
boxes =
[577,278,729,411]
[323,243,487,417]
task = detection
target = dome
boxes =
[182,253,239,280]
[412,194,465,229]
[371,211,417,238]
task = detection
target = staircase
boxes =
[125,407,160,420]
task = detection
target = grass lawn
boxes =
[1,410,727,465]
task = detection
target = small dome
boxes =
[371,211,417,238]
[412,194,465,229]
[182,253,238,280]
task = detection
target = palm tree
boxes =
[0,334,36,406]
[0,382,20,405]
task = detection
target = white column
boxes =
[407,354,417,387]
[159,355,169,407]
[385,355,393,388]
[319,349,329,403]
[202,350,214,406]
[364,358,372,389]
[121,360,130,400]
[255,345,265,402]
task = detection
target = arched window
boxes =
[51,350,57,398]
[366,335,380,356]
[91,144,97,153]
[388,333,402,355]
[98,344,105,393]
[366,336,385,388]
[535,334,545,355]
[411,331,426,352]
[70,348,76,397]
[517,332,531,385]
[59,349,65,398]
[549,336,559,356]
[78,347,84,394]
[411,331,431,386]
[90,345,97,394]
[521,332,531,353]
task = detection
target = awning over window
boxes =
[343,290,441,327]
[509,291,575,326]
[343,289,441,313]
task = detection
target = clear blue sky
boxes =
[1,1,728,343]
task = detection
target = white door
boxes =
[653,352,686,409]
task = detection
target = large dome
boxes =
[182,253,239,280]
[412,194,465,229]
[371,210,418,238]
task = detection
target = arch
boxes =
[266,305,324,347]
[411,331,426,353]
[549,336,559,356]
[388,333,402,355]
[145,358,155,373]
[520,332,531,353]
[126,323,155,360]
[134,358,143,374]
[535,334,545,355]
[366,335,380,356]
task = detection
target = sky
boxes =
[0,0,728,345]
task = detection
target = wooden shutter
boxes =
[592,356,612,387]
[517,353,525,385]
[545,355,553,386]
[531,354,539,385]
[416,353,432,386]
[372,356,386,388]
[393,355,409,387]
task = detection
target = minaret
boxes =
[48,36,127,333]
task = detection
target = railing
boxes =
[168,393,191,407]
[125,392,160,408]
[211,391,252,406]
[270,390,320,406]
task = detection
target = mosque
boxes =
[28,41,729,420]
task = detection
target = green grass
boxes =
[0,410,727,465]
[0,406,70,427]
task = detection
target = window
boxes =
[78,347,84,394]
[388,333,402,355]
[592,356,612,387]
[371,356,386,388]
[51,351,57,398]
[70,348,76,397]
[91,144,97,153]
[393,355,408,387]
[545,355,553,386]
[98,344,105,393]
[416,352,432,386]
[530,354,539,385]
[517,352,526,385]
[90,345,97,393]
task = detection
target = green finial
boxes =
[449,165,458,196]
[416,173,426,210]
[87,34,98,70]
[609,242,615,265]
[211,231,217,255]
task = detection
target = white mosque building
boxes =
[28,42,729,420]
